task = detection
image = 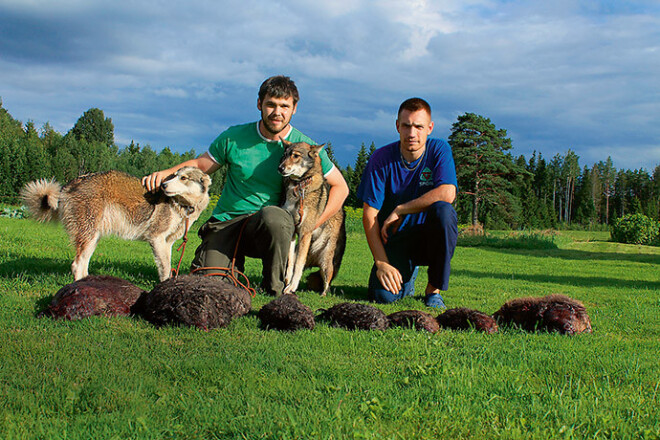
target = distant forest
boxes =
[1,101,658,229]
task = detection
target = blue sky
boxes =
[1,0,659,171]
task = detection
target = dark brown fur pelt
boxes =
[387,310,440,333]
[436,308,499,333]
[38,275,145,320]
[133,275,252,330]
[317,302,389,331]
[493,294,592,335]
[257,294,315,331]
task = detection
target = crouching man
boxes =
[357,98,458,308]
[143,75,348,295]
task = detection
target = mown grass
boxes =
[0,212,659,439]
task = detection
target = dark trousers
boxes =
[191,206,294,295]
[369,201,458,303]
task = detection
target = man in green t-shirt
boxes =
[142,76,349,295]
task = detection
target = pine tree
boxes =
[346,143,370,208]
[561,150,580,224]
[368,142,376,159]
[651,165,660,220]
[324,142,340,169]
[23,121,52,183]
[448,113,518,226]
[549,154,563,223]
[574,166,596,225]
[69,108,114,147]
[597,157,617,224]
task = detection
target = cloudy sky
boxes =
[1,0,659,171]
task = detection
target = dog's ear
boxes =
[309,143,325,158]
[201,174,212,192]
[280,138,292,147]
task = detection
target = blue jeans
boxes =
[368,201,458,304]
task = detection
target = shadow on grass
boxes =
[452,268,660,290]
[0,257,69,278]
[462,244,659,265]
[326,285,369,301]
[34,295,53,316]
[0,257,160,281]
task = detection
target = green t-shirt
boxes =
[208,121,335,221]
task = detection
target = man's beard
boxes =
[262,116,289,136]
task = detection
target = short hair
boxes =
[398,97,432,118]
[258,75,300,105]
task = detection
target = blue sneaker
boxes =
[425,293,446,308]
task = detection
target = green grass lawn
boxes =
[0,214,658,439]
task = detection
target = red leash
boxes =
[171,217,190,278]
[188,214,256,297]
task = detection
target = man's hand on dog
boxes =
[375,260,403,294]
[142,171,171,192]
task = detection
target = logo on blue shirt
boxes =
[420,167,433,187]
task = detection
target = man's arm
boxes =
[142,152,220,192]
[363,203,403,294]
[313,167,349,229]
[381,183,456,243]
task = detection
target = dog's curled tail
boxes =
[20,178,62,223]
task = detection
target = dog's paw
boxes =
[283,285,296,295]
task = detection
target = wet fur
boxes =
[436,307,499,333]
[21,167,210,281]
[493,294,592,335]
[258,294,315,331]
[38,275,145,320]
[132,275,252,330]
[388,310,440,333]
[317,302,389,330]
[278,140,346,296]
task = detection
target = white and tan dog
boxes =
[21,167,210,281]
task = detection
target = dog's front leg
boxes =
[284,239,297,286]
[283,233,312,294]
[150,238,172,281]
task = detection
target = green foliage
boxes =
[449,113,523,226]
[343,206,363,234]
[344,142,375,208]
[324,142,339,167]
[69,107,114,147]
[610,213,659,245]
[457,230,561,250]
[0,206,26,218]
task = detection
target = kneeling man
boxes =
[357,98,458,307]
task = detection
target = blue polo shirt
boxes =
[357,138,457,232]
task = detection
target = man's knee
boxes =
[424,201,458,255]
[428,201,457,226]
[259,206,294,238]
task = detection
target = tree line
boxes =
[1,101,658,228]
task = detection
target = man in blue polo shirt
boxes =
[357,97,458,307]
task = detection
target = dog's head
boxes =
[161,166,212,203]
[278,140,325,180]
